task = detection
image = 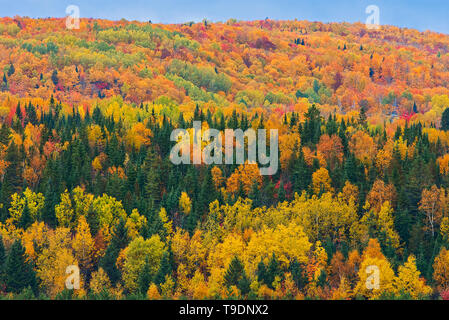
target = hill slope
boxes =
[1,17,448,122]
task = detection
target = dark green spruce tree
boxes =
[138,257,153,295]
[19,200,33,230]
[99,218,129,286]
[0,235,5,290]
[442,108,449,131]
[4,240,37,294]
[223,256,250,296]
[153,250,172,286]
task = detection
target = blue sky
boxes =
[1,0,448,34]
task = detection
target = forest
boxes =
[0,16,449,300]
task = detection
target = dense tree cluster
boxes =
[0,17,448,299]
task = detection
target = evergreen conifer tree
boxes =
[138,257,153,294]
[99,218,129,285]
[4,240,37,294]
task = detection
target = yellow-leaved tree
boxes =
[89,267,112,295]
[311,167,334,195]
[92,193,127,235]
[122,235,166,292]
[356,201,401,250]
[419,185,446,238]
[433,247,449,292]
[394,255,432,299]
[72,215,95,273]
[189,270,209,299]
[125,209,147,239]
[179,192,192,215]
[36,227,80,298]
[291,192,358,244]
[159,207,173,237]
[72,186,94,220]
[226,162,262,196]
[160,275,175,298]
[21,221,49,262]
[55,190,74,228]
[244,222,312,276]
[8,188,45,225]
[147,283,161,299]
[354,239,395,299]
[340,181,359,205]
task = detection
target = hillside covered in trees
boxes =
[0,17,449,299]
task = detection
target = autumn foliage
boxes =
[0,16,448,300]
